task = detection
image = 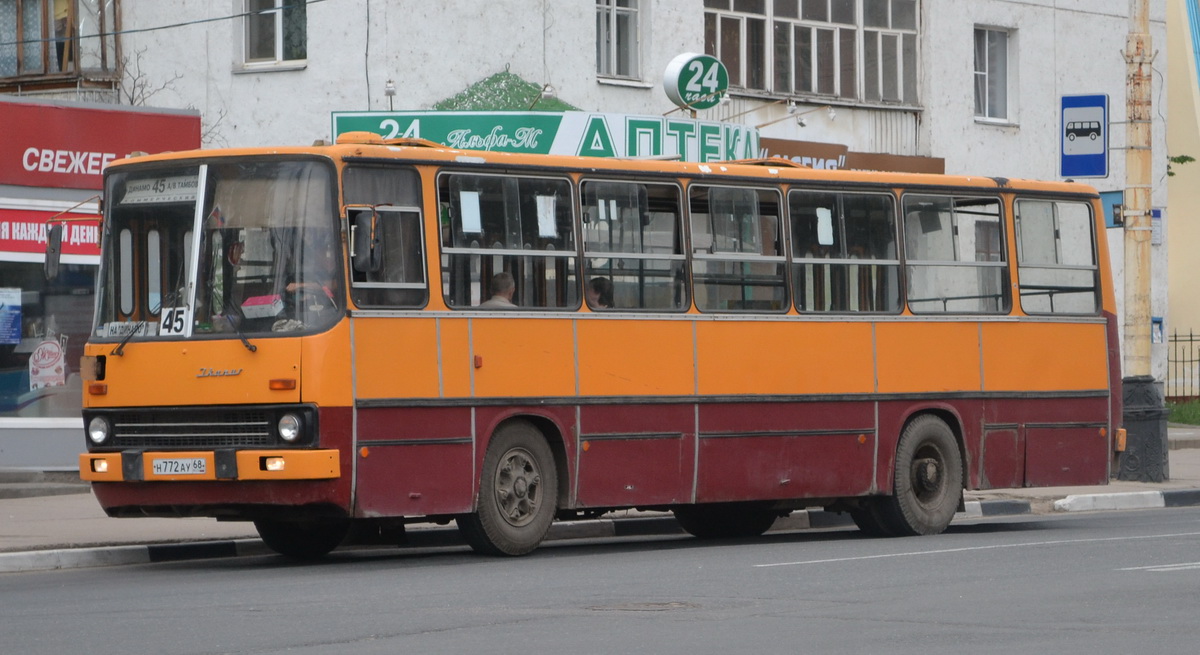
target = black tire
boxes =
[876,415,963,536]
[849,499,898,537]
[457,421,558,556]
[673,503,777,539]
[254,518,350,559]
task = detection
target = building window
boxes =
[245,0,306,65]
[704,0,917,105]
[596,0,639,79]
[974,27,1008,120]
[0,0,118,82]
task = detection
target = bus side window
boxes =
[690,185,787,313]
[902,194,1008,314]
[349,208,428,308]
[790,190,900,313]
[342,166,428,308]
[581,180,687,311]
[439,172,579,309]
[1015,198,1098,314]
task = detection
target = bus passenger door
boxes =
[347,205,478,519]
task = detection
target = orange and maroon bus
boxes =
[75,132,1122,558]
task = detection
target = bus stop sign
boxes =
[1060,94,1108,178]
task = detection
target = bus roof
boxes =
[107,132,1098,198]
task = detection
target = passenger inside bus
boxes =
[586,276,613,309]
[478,272,517,308]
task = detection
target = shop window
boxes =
[0,261,96,419]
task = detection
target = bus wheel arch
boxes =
[458,418,561,556]
[876,411,965,536]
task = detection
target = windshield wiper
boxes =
[219,296,258,353]
[224,312,258,353]
[110,321,145,356]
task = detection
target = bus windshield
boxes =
[96,158,340,342]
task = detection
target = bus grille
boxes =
[111,410,275,449]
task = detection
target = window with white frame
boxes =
[245,0,306,65]
[704,0,917,104]
[974,27,1008,120]
[596,0,640,79]
[862,0,917,103]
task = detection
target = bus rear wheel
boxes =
[877,415,963,536]
[457,421,558,556]
[673,502,777,539]
[254,518,350,559]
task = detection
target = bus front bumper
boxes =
[80,450,340,482]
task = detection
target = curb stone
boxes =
[1053,489,1200,512]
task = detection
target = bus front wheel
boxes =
[458,421,559,556]
[877,415,963,536]
[254,518,350,559]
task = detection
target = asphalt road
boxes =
[2,509,1199,654]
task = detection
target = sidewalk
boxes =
[3,426,1199,573]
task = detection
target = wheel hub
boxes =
[914,457,942,493]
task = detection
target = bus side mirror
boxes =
[352,210,383,273]
[44,222,64,280]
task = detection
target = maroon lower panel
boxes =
[1026,426,1109,486]
[695,401,877,503]
[576,404,694,508]
[980,428,1023,489]
[344,393,1112,519]
[354,406,475,517]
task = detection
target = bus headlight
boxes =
[278,413,302,443]
[87,416,111,445]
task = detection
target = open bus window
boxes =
[790,190,901,313]
[581,180,687,311]
[1015,199,1099,315]
[348,207,427,308]
[343,166,427,308]
[438,172,579,309]
[902,194,1008,314]
[689,185,787,312]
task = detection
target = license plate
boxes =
[152,457,207,476]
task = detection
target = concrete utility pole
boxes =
[1119,0,1168,482]
[1123,0,1153,377]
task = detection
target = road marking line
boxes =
[1117,562,1200,572]
[754,531,1200,568]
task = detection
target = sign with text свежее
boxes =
[0,99,201,190]
[331,111,760,163]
